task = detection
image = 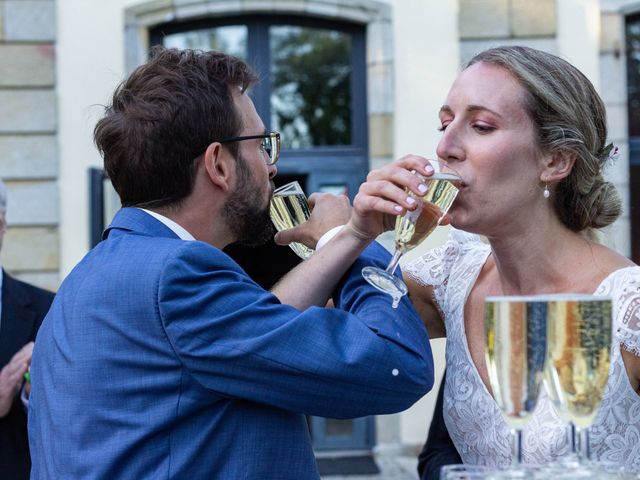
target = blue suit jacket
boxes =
[29,208,433,479]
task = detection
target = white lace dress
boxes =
[405,229,640,470]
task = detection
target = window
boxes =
[626,15,640,263]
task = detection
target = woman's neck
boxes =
[485,218,596,295]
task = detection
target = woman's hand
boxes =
[347,155,435,241]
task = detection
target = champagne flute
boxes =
[544,295,612,464]
[362,161,460,308]
[485,296,549,476]
[269,181,313,259]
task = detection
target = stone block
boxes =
[10,271,59,292]
[4,180,58,225]
[511,0,556,37]
[0,44,55,87]
[601,12,623,54]
[4,1,56,42]
[367,20,393,65]
[0,134,58,179]
[605,103,628,144]
[369,113,393,158]
[173,2,211,20]
[599,52,627,104]
[0,90,56,133]
[305,1,340,20]
[0,1,4,40]
[367,61,393,114]
[459,0,509,39]
[459,37,557,66]
[1,226,59,271]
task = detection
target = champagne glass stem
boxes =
[575,425,590,461]
[385,249,403,276]
[510,427,524,465]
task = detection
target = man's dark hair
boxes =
[94,47,257,208]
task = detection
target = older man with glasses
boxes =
[0,179,54,479]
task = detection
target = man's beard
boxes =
[222,154,275,247]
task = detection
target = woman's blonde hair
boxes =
[467,46,621,232]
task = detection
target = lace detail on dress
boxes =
[610,269,640,357]
[409,232,640,470]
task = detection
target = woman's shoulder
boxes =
[593,244,638,286]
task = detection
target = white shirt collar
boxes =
[139,209,196,241]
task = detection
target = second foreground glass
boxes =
[485,296,549,475]
[269,181,313,259]
[362,163,460,307]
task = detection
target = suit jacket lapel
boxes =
[0,271,34,366]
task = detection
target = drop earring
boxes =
[543,184,550,199]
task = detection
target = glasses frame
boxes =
[218,132,281,165]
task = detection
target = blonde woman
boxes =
[349,46,640,468]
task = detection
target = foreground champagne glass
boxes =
[269,181,313,259]
[544,295,612,463]
[485,296,549,475]
[362,162,460,307]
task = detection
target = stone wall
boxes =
[0,0,59,291]
[459,0,557,64]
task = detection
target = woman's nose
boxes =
[436,125,464,163]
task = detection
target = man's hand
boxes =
[0,342,33,417]
[347,155,435,241]
[274,192,351,249]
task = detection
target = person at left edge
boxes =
[28,47,434,480]
[0,179,54,480]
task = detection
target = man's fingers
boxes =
[274,227,300,246]
[9,342,34,367]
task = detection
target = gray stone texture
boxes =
[0,44,55,87]
[4,0,56,42]
[0,90,56,133]
[600,11,623,54]
[0,135,58,179]
[367,62,393,114]
[4,180,58,225]
[459,0,510,39]
[369,114,393,158]
[459,37,557,66]
[1,226,59,271]
[511,0,556,37]
[600,52,627,104]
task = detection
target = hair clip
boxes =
[602,142,619,163]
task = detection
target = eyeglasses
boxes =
[218,132,281,165]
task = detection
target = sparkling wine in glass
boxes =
[544,295,612,463]
[269,181,313,259]
[361,163,460,307]
[485,296,549,474]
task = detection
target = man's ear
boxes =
[203,142,233,193]
[541,150,576,183]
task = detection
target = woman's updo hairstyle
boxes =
[466,46,621,232]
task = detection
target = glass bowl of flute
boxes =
[361,160,461,308]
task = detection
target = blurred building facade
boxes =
[0,0,636,461]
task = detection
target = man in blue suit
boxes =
[29,48,434,479]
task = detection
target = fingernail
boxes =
[418,183,428,194]
[406,196,417,205]
[394,205,403,213]
[425,164,434,173]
